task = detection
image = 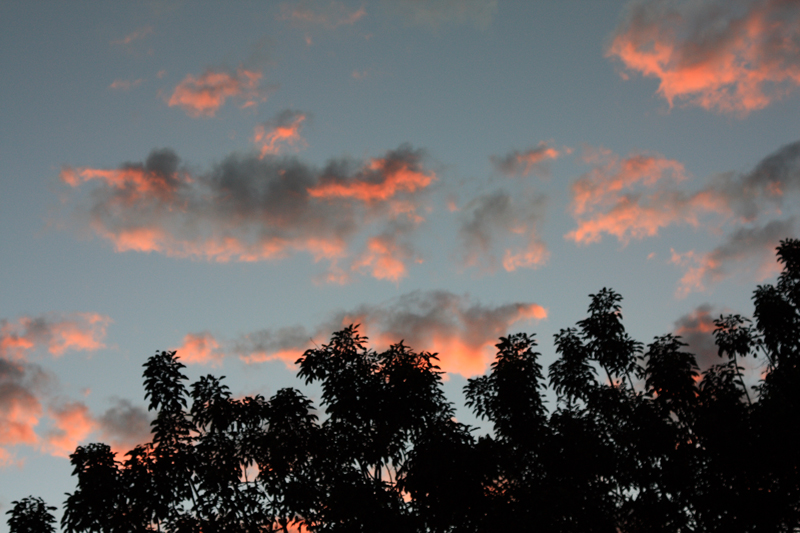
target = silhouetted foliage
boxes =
[11,239,800,532]
[7,497,56,533]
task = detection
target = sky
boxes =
[1,0,799,522]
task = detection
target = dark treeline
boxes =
[8,240,800,532]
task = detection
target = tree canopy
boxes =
[9,239,800,532]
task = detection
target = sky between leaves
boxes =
[1,0,799,521]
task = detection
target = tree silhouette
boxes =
[9,239,800,532]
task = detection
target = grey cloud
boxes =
[98,398,153,451]
[458,190,547,271]
[673,304,720,370]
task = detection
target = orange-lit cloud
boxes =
[351,235,410,282]
[607,0,800,115]
[671,219,794,297]
[565,148,732,245]
[111,26,153,45]
[1,312,111,360]
[490,142,562,177]
[61,146,433,282]
[330,291,547,377]
[44,402,98,458]
[254,110,307,157]
[173,332,224,366]
[308,153,435,202]
[176,291,545,377]
[280,2,366,28]
[168,67,265,117]
[0,359,44,452]
[568,140,800,248]
[459,190,548,272]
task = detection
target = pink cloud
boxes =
[0,360,42,450]
[671,218,794,297]
[254,110,307,157]
[351,235,410,282]
[308,155,435,202]
[0,313,111,360]
[168,67,265,117]
[607,0,800,115]
[44,402,98,458]
[173,332,224,366]
[564,148,735,245]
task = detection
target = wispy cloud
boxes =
[490,142,563,177]
[280,1,366,28]
[607,0,800,115]
[458,190,549,272]
[111,26,153,46]
[253,110,308,157]
[387,0,497,30]
[671,218,794,297]
[60,145,435,282]
[168,67,266,117]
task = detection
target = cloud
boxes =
[671,218,795,297]
[0,358,46,455]
[109,79,143,91]
[168,67,266,117]
[60,146,434,282]
[387,0,498,30]
[332,290,547,377]
[279,1,366,29]
[173,331,224,366]
[111,26,153,45]
[97,399,152,453]
[565,141,800,245]
[175,291,546,377]
[351,234,413,282]
[253,110,308,157]
[458,190,549,272]
[607,0,800,115]
[490,142,562,177]
[0,313,111,360]
[565,148,709,245]
[44,402,98,458]
[673,304,720,369]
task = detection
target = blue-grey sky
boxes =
[2,0,799,521]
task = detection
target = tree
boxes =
[10,239,800,532]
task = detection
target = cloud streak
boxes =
[61,145,435,282]
[490,142,562,177]
[607,0,800,114]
